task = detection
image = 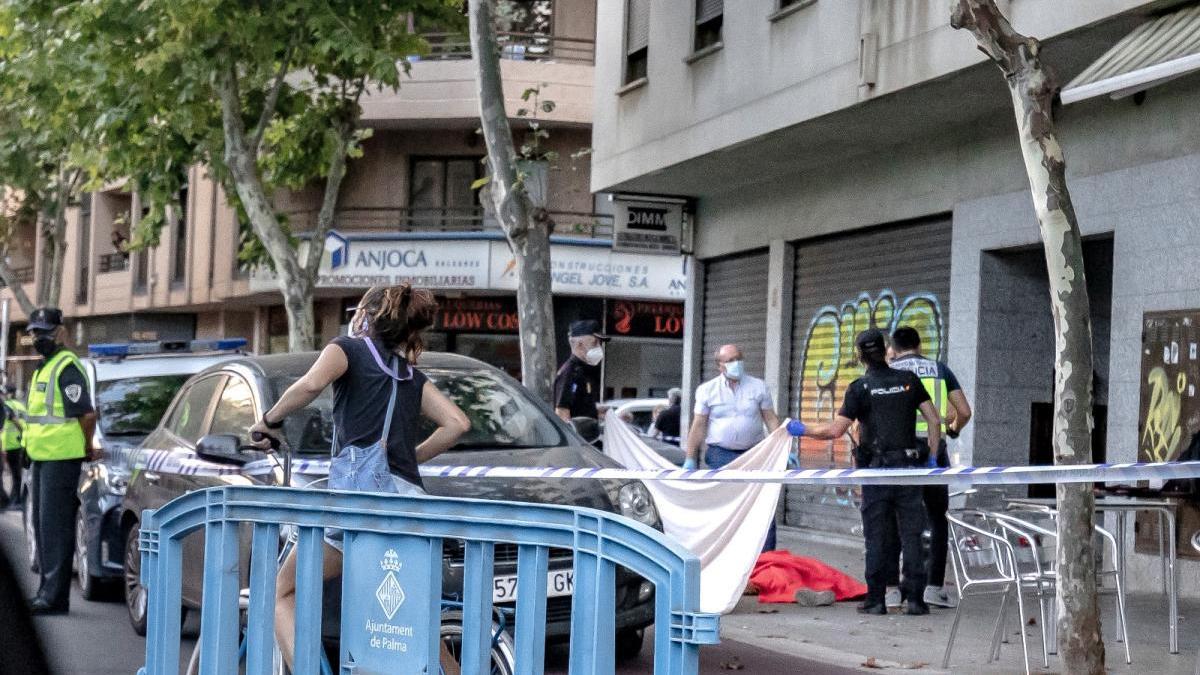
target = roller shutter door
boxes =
[700,250,769,381]
[784,217,953,534]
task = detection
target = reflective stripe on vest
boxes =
[891,355,949,436]
[25,350,87,461]
[2,400,24,451]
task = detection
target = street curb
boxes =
[717,618,952,673]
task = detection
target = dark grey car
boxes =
[119,351,659,658]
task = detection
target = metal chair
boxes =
[990,509,1131,666]
[944,509,1031,675]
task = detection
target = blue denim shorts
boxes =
[324,441,425,551]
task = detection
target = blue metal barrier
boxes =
[136,486,720,674]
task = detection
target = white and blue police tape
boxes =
[124,447,1200,487]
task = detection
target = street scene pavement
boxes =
[11,495,1195,674]
[0,511,859,674]
[4,1,1200,673]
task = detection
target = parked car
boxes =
[120,351,659,659]
[20,339,246,600]
[593,397,685,466]
[598,397,668,434]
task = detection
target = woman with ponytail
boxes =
[249,283,470,672]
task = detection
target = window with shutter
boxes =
[694,0,722,52]
[624,0,650,84]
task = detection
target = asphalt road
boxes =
[1,510,857,674]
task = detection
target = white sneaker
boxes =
[885,586,902,608]
[924,585,956,608]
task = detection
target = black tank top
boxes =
[330,336,428,487]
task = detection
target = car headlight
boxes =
[618,482,659,527]
[102,465,130,496]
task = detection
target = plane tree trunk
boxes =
[951,1,1103,672]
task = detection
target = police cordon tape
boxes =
[125,447,1200,486]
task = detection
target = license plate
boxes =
[492,569,574,602]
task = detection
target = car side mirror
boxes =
[196,433,261,466]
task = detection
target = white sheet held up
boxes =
[603,417,793,614]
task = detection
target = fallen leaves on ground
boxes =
[720,657,744,670]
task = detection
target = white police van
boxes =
[21,338,247,600]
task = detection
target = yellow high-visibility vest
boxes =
[25,349,88,461]
[3,399,25,451]
[892,355,949,437]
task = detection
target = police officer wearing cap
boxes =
[24,307,97,615]
[1,384,27,508]
[553,320,609,422]
[788,328,940,615]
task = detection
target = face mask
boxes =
[33,335,57,357]
[584,346,604,366]
[723,360,744,380]
[352,314,369,337]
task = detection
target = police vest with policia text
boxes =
[3,399,26,451]
[891,356,949,437]
[25,350,88,461]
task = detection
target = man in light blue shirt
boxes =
[683,343,781,548]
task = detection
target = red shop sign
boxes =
[608,300,684,339]
[435,296,520,334]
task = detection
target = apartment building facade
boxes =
[1,0,687,400]
[591,0,1200,594]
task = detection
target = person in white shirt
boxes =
[683,344,782,549]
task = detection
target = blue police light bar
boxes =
[88,338,248,358]
[190,338,248,352]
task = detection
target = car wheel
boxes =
[23,495,37,573]
[124,524,148,636]
[615,627,644,663]
[75,511,109,601]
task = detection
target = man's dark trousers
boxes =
[861,484,926,605]
[885,440,951,591]
[705,444,776,551]
[31,458,82,609]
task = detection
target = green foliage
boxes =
[2,0,463,268]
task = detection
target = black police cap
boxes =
[856,328,887,355]
[27,307,63,332]
[568,319,610,342]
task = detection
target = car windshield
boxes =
[97,375,192,437]
[271,367,566,454]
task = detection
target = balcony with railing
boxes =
[284,207,613,239]
[0,266,34,289]
[99,252,130,274]
[359,30,594,127]
[420,31,594,65]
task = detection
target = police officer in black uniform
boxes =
[788,329,941,615]
[553,320,609,422]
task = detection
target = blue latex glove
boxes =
[786,420,807,437]
[682,457,698,471]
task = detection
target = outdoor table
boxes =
[1005,495,1180,654]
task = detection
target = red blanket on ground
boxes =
[749,550,867,603]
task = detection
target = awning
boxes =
[1061,3,1200,104]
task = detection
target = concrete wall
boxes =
[359,59,594,127]
[970,241,1113,471]
[591,0,1152,191]
[948,150,1200,594]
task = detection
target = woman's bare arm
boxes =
[249,344,348,448]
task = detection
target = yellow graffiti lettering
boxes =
[796,291,944,466]
[1142,367,1184,462]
